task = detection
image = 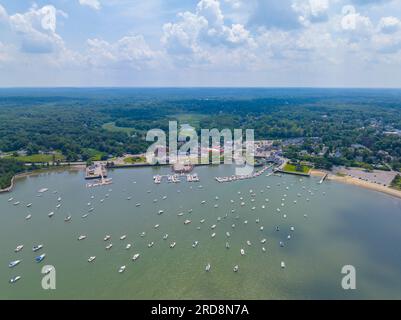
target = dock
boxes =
[319,173,328,184]
[215,164,273,183]
[85,164,108,180]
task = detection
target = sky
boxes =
[0,0,401,87]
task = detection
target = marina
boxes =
[1,164,401,299]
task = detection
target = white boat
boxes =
[192,241,199,248]
[15,245,24,252]
[140,232,146,237]
[104,235,111,241]
[226,242,230,249]
[290,226,295,231]
[240,249,245,256]
[262,247,266,252]
[200,219,205,223]
[162,196,167,200]
[120,235,127,240]
[126,244,131,250]
[280,241,284,247]
[56,204,61,209]
[126,197,132,200]
[163,234,169,240]
[25,214,32,220]
[205,263,211,272]
[177,212,184,216]
[158,210,164,215]
[201,201,206,204]
[118,265,126,273]
[82,213,89,218]
[147,242,154,248]
[88,207,94,212]
[154,224,159,229]
[132,253,140,261]
[8,197,13,202]
[233,265,239,273]
[26,203,32,208]
[13,201,20,206]
[211,224,216,229]
[32,244,43,252]
[87,202,91,206]
[260,226,264,231]
[217,217,221,221]
[255,219,260,224]
[246,240,252,246]
[281,261,286,269]
[211,233,216,238]
[170,242,176,248]
[244,220,248,224]
[64,215,72,222]
[287,235,291,240]
[48,211,54,218]
[261,238,267,244]
[105,244,113,250]
[226,232,230,237]
[136,203,141,207]
[231,224,235,228]
[9,260,21,268]
[184,220,191,225]
[57,197,61,202]
[78,235,87,241]
[9,276,21,284]
[214,204,218,208]
[38,188,49,193]
[88,256,96,262]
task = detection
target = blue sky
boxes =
[1,0,401,87]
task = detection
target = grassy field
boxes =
[283,163,311,174]
[6,153,64,163]
[123,156,147,164]
[102,122,135,135]
[391,175,401,190]
[174,114,208,127]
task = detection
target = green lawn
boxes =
[6,153,64,163]
[123,156,147,164]
[102,122,135,135]
[283,163,311,174]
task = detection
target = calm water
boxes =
[1,165,401,300]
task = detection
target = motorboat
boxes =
[9,260,21,268]
[126,244,132,250]
[158,210,164,215]
[281,261,286,269]
[240,249,245,256]
[26,203,32,208]
[118,265,126,273]
[205,263,211,272]
[226,232,230,237]
[211,233,216,238]
[140,232,146,237]
[82,213,89,218]
[9,276,21,284]
[103,235,111,241]
[261,238,267,244]
[120,235,127,240]
[163,234,169,240]
[64,215,72,222]
[154,224,159,229]
[225,242,230,249]
[233,265,239,272]
[147,242,154,248]
[211,224,216,230]
[184,220,191,225]
[35,254,46,263]
[105,244,113,250]
[88,256,96,262]
[200,219,205,224]
[78,235,87,241]
[48,211,55,218]
[192,241,199,248]
[14,245,24,252]
[25,214,32,220]
[132,253,140,261]
[246,240,252,246]
[170,242,176,248]
[32,244,43,252]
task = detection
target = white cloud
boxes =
[379,16,401,34]
[79,0,101,10]
[0,4,8,23]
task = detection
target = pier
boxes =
[215,164,273,183]
[319,173,328,184]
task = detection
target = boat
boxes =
[9,276,21,284]
[162,196,167,200]
[276,226,280,231]
[25,214,32,220]
[132,253,140,261]
[211,224,216,229]
[184,220,191,225]
[57,197,61,202]
[255,219,260,224]
[64,215,72,222]
[226,232,230,237]
[26,203,32,208]
[260,226,264,231]
[140,232,146,237]
[56,204,61,209]
[192,241,199,248]
[105,244,113,250]
[118,265,126,273]
[290,226,295,231]
[136,203,141,207]
[205,263,211,272]
[281,261,286,269]
[280,241,284,247]
[200,219,205,223]
[88,256,96,262]
[88,207,94,212]
[120,235,127,240]
[231,224,235,228]
[211,233,216,238]
[158,210,164,215]
[262,247,266,252]
[148,242,154,248]
[163,234,169,240]
[126,197,132,200]
[15,245,24,252]
[170,242,176,248]
[32,244,43,252]
[44,266,53,275]
[154,224,159,229]
[177,212,184,216]
[201,201,206,204]
[8,197,13,202]
[13,201,20,206]
[214,204,218,208]
[246,240,252,246]
[217,217,221,221]
[35,254,46,263]
[240,249,245,256]
[82,213,89,218]
[87,202,91,206]
[287,235,291,240]
[226,242,230,249]
[233,265,239,273]
[48,211,54,218]
[9,260,21,268]
[104,235,111,241]
[244,220,248,224]
[78,235,87,241]
[261,238,267,244]
[126,244,131,250]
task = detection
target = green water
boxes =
[1,165,401,300]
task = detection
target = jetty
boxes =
[85,164,108,180]
[319,173,328,184]
[215,164,273,183]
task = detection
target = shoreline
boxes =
[311,169,401,200]
[0,165,85,193]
